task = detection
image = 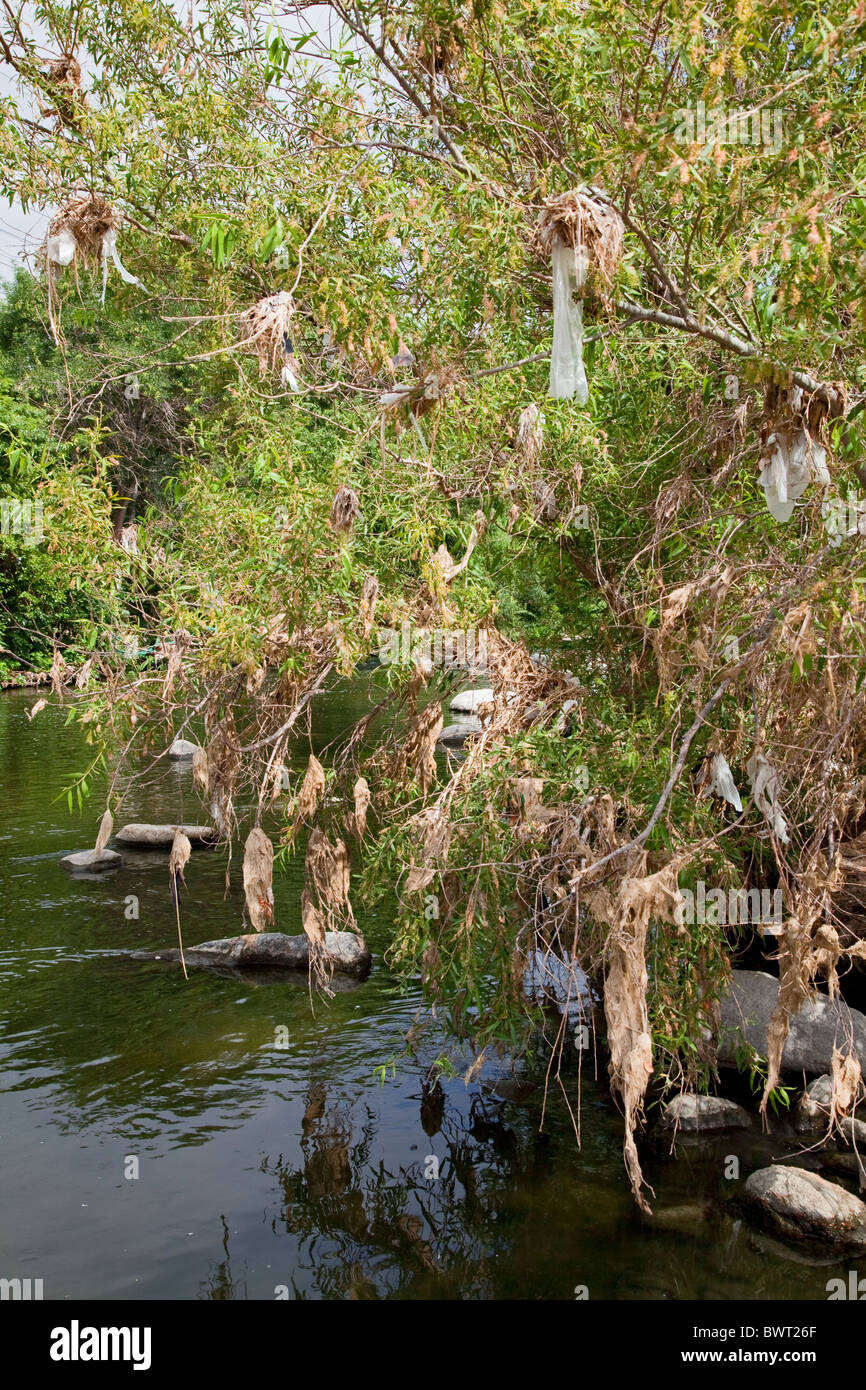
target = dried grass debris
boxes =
[243,827,275,931]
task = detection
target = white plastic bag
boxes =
[549,241,588,403]
[46,229,77,267]
[100,228,144,304]
[710,753,742,812]
[746,751,790,844]
[759,427,830,523]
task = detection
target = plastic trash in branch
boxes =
[709,753,743,813]
[549,241,589,402]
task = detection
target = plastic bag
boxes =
[759,427,830,523]
[710,753,742,812]
[746,751,790,844]
[549,241,588,403]
[46,229,77,267]
[100,228,144,304]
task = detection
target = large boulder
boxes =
[114,823,217,848]
[660,1093,752,1133]
[718,970,866,1075]
[141,930,371,978]
[61,847,122,873]
[743,1165,866,1252]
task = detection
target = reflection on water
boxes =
[0,686,863,1300]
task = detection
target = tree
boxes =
[2,0,866,1207]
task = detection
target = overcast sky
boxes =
[0,3,350,286]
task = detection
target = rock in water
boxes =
[450,688,493,714]
[141,930,371,978]
[169,738,199,759]
[61,848,122,873]
[718,970,866,1075]
[115,823,216,848]
[438,718,482,747]
[660,1094,752,1133]
[743,1165,866,1252]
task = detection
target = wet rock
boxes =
[169,737,199,759]
[61,847,122,873]
[523,948,595,1025]
[795,1073,866,1133]
[718,970,866,1075]
[820,1146,866,1187]
[438,719,482,747]
[743,1164,866,1252]
[795,1073,834,1131]
[114,823,217,848]
[660,1094,752,1133]
[450,688,493,714]
[138,930,371,978]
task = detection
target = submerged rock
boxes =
[743,1165,866,1252]
[523,948,595,1025]
[114,823,217,848]
[139,930,371,978]
[168,737,199,759]
[61,847,122,873]
[660,1093,752,1133]
[718,970,866,1075]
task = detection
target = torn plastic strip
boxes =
[100,228,144,305]
[549,240,588,403]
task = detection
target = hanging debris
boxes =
[536,188,623,402]
[757,381,837,523]
[93,808,114,854]
[168,829,192,980]
[400,702,443,796]
[405,804,451,893]
[204,712,241,838]
[240,291,297,381]
[41,53,88,130]
[516,403,544,467]
[329,485,360,533]
[302,828,358,990]
[746,751,790,844]
[40,192,143,340]
[347,777,371,840]
[708,753,743,813]
[242,827,275,931]
[285,752,327,844]
[586,862,685,1213]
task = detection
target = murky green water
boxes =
[0,684,861,1300]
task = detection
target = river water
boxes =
[0,685,856,1299]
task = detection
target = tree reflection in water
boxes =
[261,1076,534,1298]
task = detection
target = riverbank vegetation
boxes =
[2,0,866,1207]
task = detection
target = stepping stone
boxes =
[61,848,123,873]
[114,823,216,848]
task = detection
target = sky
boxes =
[0,2,350,285]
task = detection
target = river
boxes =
[0,684,852,1299]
